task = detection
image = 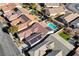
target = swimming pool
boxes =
[47,22,57,30]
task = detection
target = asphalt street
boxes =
[66,3,79,13]
[0,23,22,56]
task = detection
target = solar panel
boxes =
[24,33,42,46]
[29,34,42,45]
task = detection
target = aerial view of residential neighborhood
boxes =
[0,3,79,56]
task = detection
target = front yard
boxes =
[59,32,70,40]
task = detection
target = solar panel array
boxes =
[24,33,42,46]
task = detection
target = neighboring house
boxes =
[46,6,65,17]
[4,7,38,31]
[46,34,74,56]
[28,41,55,56]
[0,3,17,12]
[28,33,74,56]
[4,7,38,22]
[10,14,31,26]
[17,22,49,41]
[64,13,79,23]
[18,8,38,21]
[4,8,22,21]
[10,14,35,31]
[45,3,60,8]
[51,29,74,56]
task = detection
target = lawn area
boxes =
[59,32,70,40]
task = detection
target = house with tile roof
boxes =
[4,8,22,21]
[10,14,35,31]
[64,13,79,23]
[4,7,38,22]
[28,34,74,56]
[4,7,38,31]
[10,14,31,26]
[28,41,55,56]
[18,8,38,21]
[0,3,17,12]
[45,6,65,17]
[17,22,49,41]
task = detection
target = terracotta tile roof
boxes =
[18,27,33,40]
[19,8,38,21]
[39,22,48,27]
[17,22,29,32]
[11,16,25,26]
[4,13,20,21]
[9,14,20,21]
[4,7,38,22]
[10,14,34,31]
[8,7,39,31]
[17,22,49,40]
[10,15,31,31]
[65,13,79,23]
[23,22,49,46]
[4,10,13,16]
[18,8,29,14]
[4,8,21,21]
[48,6,65,14]
[0,3,17,11]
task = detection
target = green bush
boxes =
[8,26,18,34]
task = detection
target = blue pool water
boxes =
[47,22,57,30]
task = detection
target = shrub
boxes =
[8,25,18,34]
